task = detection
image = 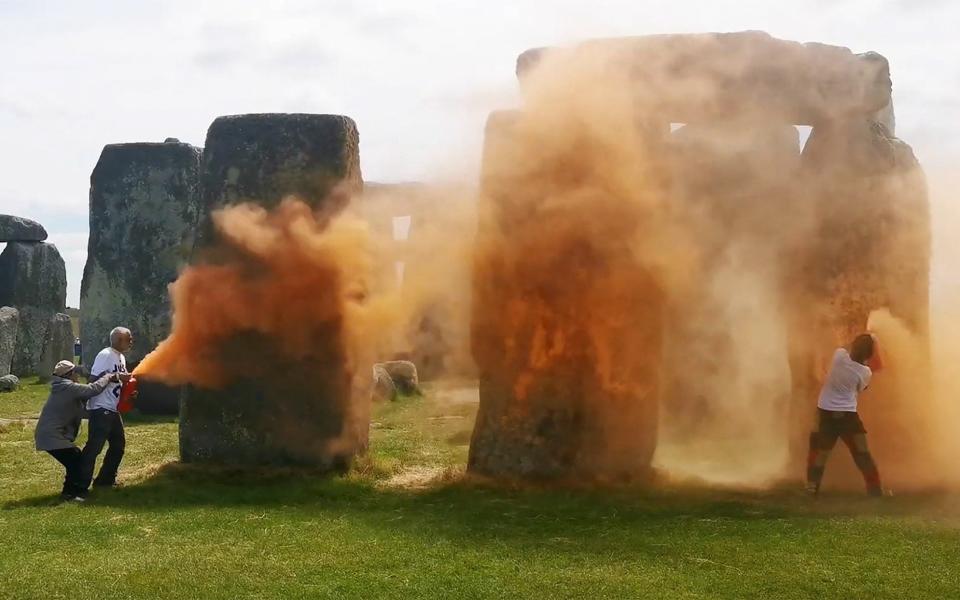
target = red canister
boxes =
[117,376,138,414]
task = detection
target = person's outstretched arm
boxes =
[64,373,119,401]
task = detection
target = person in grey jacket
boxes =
[34,360,127,502]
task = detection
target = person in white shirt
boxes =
[806,333,883,497]
[79,326,135,492]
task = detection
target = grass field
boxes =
[1,380,959,599]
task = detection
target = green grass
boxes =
[1,381,960,599]
[0,376,49,420]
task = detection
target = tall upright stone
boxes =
[180,113,364,467]
[38,313,74,382]
[0,242,67,375]
[0,307,19,377]
[196,113,362,242]
[80,140,203,367]
[468,111,663,480]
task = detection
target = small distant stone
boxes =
[164,137,181,143]
[372,360,421,399]
[0,374,19,392]
[0,215,47,242]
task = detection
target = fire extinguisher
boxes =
[117,376,138,414]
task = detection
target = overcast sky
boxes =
[1,0,958,307]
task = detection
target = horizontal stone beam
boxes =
[516,31,892,125]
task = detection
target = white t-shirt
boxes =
[817,348,872,412]
[87,347,127,412]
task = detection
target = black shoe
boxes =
[92,482,120,489]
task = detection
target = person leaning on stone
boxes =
[34,360,125,502]
[79,326,135,492]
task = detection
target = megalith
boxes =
[0,306,19,377]
[0,241,67,375]
[0,215,47,242]
[180,113,365,467]
[472,32,923,488]
[467,111,664,481]
[38,313,74,382]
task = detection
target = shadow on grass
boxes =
[8,460,956,532]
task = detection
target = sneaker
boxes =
[805,482,819,496]
[71,496,86,503]
[58,494,85,503]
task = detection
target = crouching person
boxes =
[34,360,125,502]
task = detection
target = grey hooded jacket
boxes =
[34,374,114,451]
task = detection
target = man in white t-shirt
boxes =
[79,326,134,492]
[806,333,884,497]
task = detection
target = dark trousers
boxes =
[47,447,85,497]
[80,409,126,489]
[806,410,882,495]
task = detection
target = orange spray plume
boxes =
[134,197,376,389]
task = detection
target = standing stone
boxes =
[180,113,364,467]
[0,242,67,375]
[468,111,663,481]
[81,141,203,366]
[0,307,19,377]
[80,140,202,414]
[38,313,74,382]
[0,215,48,242]
[197,113,362,242]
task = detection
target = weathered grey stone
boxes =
[38,313,74,382]
[379,360,419,395]
[196,113,362,245]
[179,333,356,467]
[0,242,67,375]
[0,307,18,377]
[372,364,397,402]
[80,141,202,367]
[0,215,47,242]
[0,374,19,392]
[0,242,66,310]
[180,113,365,467]
[516,32,892,124]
